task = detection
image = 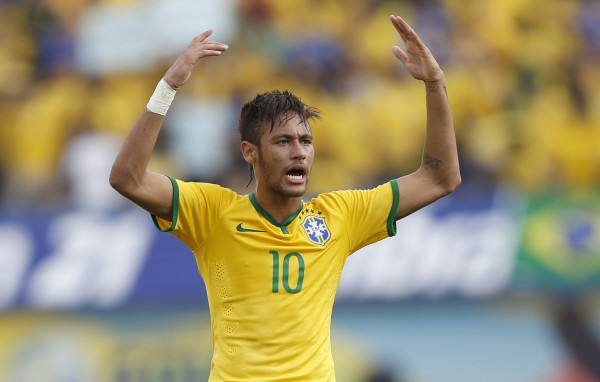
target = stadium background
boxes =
[1,0,600,381]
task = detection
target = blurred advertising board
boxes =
[0,209,203,311]
[1,184,599,311]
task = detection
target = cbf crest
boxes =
[302,215,331,246]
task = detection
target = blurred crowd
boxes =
[1,0,600,211]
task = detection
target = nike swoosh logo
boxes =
[236,223,266,233]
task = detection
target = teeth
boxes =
[287,174,303,180]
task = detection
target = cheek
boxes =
[259,153,280,174]
[271,149,290,164]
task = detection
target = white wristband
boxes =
[146,79,177,116]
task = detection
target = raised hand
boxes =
[390,15,444,83]
[163,29,229,89]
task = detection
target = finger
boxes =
[392,15,412,30]
[392,16,414,39]
[198,50,226,58]
[198,45,229,53]
[205,40,227,45]
[406,28,428,51]
[191,29,214,45]
[391,46,408,64]
[389,15,409,43]
[199,43,229,51]
[188,44,228,59]
[393,16,429,51]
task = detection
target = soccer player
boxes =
[110,15,460,382]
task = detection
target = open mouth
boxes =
[285,167,306,182]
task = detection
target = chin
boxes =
[284,189,306,198]
[280,185,307,198]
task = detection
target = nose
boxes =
[290,140,307,159]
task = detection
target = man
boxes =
[110,15,460,382]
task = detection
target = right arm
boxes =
[109,29,228,220]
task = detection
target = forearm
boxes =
[109,110,165,194]
[390,15,460,219]
[421,79,460,192]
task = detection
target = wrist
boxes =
[162,77,179,90]
[424,77,446,95]
[146,79,177,116]
[423,76,445,86]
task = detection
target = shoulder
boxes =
[307,189,354,214]
[175,180,244,204]
[311,183,392,202]
[308,181,398,210]
[176,180,237,195]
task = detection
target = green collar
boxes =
[249,194,303,234]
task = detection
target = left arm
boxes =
[389,15,461,219]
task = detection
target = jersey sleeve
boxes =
[320,179,399,254]
[151,176,239,251]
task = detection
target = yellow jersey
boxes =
[153,177,399,381]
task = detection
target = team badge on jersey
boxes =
[302,215,331,246]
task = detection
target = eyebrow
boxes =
[271,133,313,140]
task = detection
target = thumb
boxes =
[391,46,408,64]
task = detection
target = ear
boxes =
[241,141,257,165]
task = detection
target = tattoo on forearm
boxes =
[426,85,438,95]
[424,153,443,169]
[426,84,448,97]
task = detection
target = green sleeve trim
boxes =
[151,175,180,232]
[387,179,399,237]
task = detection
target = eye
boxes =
[302,139,312,145]
[276,139,289,145]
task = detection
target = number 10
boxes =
[270,251,305,294]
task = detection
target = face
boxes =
[244,113,314,199]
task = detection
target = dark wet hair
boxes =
[238,90,320,146]
[238,90,320,187]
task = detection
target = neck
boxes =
[253,191,303,224]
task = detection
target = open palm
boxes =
[163,29,228,89]
[390,15,444,83]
